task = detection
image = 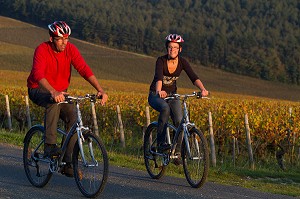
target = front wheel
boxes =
[73,131,109,198]
[23,125,52,187]
[143,122,166,179]
[182,127,209,188]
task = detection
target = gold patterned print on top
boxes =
[163,76,179,86]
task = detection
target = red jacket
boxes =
[27,41,94,91]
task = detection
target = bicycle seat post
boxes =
[75,101,83,128]
[166,126,171,145]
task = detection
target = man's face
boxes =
[52,36,69,52]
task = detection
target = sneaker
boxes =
[172,158,182,166]
[61,163,74,177]
[44,143,62,158]
[172,153,182,166]
[61,163,83,179]
[157,143,171,153]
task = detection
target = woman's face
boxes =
[167,42,181,59]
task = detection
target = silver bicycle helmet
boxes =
[48,21,71,37]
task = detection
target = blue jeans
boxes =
[148,92,183,147]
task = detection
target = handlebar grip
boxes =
[88,94,102,98]
[89,94,102,102]
[196,91,202,98]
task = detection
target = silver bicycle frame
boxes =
[181,95,201,160]
[166,126,171,145]
[160,92,204,160]
[75,100,94,166]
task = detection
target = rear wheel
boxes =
[182,127,209,188]
[23,125,52,187]
[143,123,166,179]
[73,131,109,198]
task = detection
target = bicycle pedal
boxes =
[151,146,157,152]
[51,155,59,159]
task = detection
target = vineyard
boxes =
[1,80,300,170]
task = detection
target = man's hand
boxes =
[97,92,108,105]
[52,91,67,103]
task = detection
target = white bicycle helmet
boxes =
[48,21,71,37]
[165,34,184,43]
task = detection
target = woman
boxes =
[148,34,209,162]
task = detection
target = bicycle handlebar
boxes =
[65,94,103,103]
[164,91,209,100]
[53,94,103,104]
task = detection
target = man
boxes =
[27,21,108,177]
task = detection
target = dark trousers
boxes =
[148,92,183,151]
[28,88,77,162]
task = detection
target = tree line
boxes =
[1,0,299,84]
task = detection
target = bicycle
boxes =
[23,94,109,198]
[143,92,209,188]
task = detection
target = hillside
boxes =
[1,0,299,85]
[1,16,300,101]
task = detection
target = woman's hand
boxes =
[157,90,167,98]
[201,89,209,97]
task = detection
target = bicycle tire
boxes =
[73,131,109,198]
[182,127,209,188]
[23,125,52,187]
[143,122,166,179]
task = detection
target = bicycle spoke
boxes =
[23,126,52,187]
[73,132,108,198]
[144,123,166,179]
[182,128,209,188]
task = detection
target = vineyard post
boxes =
[289,107,296,163]
[236,136,240,155]
[91,101,99,136]
[5,95,12,131]
[25,96,32,129]
[116,105,125,148]
[232,137,236,167]
[208,112,217,167]
[244,114,255,170]
[146,106,150,127]
[143,106,151,141]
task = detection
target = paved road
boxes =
[0,143,297,199]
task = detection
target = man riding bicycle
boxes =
[148,34,209,164]
[27,21,108,177]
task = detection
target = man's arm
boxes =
[38,78,66,102]
[86,75,108,105]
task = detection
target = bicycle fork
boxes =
[183,125,200,160]
[77,127,98,167]
[76,101,98,167]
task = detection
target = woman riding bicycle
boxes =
[148,34,209,161]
